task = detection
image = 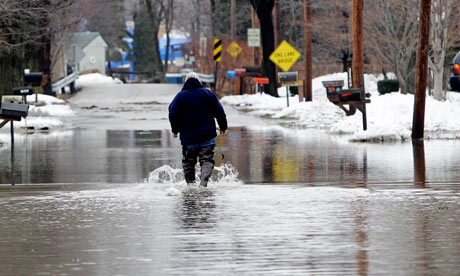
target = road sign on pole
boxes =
[227,42,242,57]
[248,28,260,47]
[269,40,302,72]
[214,39,222,62]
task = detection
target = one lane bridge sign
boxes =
[269,40,302,72]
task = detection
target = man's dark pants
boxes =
[182,145,215,187]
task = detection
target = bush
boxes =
[377,79,400,94]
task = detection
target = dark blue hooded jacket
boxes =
[168,78,227,145]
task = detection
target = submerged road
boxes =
[66,83,269,130]
[0,83,459,275]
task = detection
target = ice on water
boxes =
[146,163,242,195]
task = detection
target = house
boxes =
[68,32,108,75]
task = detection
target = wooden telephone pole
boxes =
[231,0,236,40]
[352,0,364,89]
[412,0,432,139]
[304,0,312,101]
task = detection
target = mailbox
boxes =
[235,68,246,77]
[339,89,362,102]
[227,71,236,78]
[322,80,344,94]
[244,65,262,76]
[278,72,298,83]
[13,87,34,96]
[322,75,371,130]
[0,102,29,118]
[24,72,43,86]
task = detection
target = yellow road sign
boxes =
[214,39,222,62]
[227,41,242,57]
[269,40,301,72]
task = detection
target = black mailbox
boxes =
[24,72,43,86]
[13,87,34,96]
[339,88,362,102]
[322,75,371,130]
[244,65,262,76]
[0,102,29,118]
[278,72,298,83]
[322,80,344,94]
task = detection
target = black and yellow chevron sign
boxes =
[214,39,222,62]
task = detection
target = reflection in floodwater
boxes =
[177,189,216,230]
[1,127,460,187]
[413,139,426,188]
[0,129,460,275]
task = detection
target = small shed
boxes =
[70,32,108,75]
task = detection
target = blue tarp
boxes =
[159,37,192,62]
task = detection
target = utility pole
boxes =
[274,0,280,88]
[304,0,312,101]
[231,0,236,40]
[412,0,432,139]
[274,0,280,46]
[252,7,261,65]
[352,0,364,88]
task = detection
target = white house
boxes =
[69,32,108,75]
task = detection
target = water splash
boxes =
[146,163,242,194]
[146,165,184,184]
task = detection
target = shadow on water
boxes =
[1,127,459,188]
[177,188,216,230]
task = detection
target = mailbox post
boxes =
[13,87,34,104]
[278,72,303,107]
[322,75,371,130]
[234,68,246,95]
[1,90,30,186]
[24,71,43,103]
[253,77,269,94]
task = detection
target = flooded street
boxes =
[0,84,459,275]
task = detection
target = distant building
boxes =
[68,32,108,75]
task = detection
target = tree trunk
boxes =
[432,68,444,100]
[250,0,277,97]
[165,32,170,73]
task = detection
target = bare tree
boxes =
[365,0,419,94]
[162,0,174,73]
[428,0,460,100]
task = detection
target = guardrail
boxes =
[165,72,215,84]
[52,71,79,94]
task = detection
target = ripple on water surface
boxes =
[0,174,459,276]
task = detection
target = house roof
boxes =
[73,32,107,49]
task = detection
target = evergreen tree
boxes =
[133,7,157,75]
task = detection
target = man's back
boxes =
[169,78,227,145]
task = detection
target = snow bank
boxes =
[222,72,460,142]
[76,73,123,87]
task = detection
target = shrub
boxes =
[377,79,400,94]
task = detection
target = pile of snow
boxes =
[0,94,74,134]
[222,72,460,142]
[76,73,122,87]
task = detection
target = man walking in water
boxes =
[169,72,228,187]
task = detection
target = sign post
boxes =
[270,41,302,107]
[247,28,261,47]
[227,42,242,57]
[213,39,222,91]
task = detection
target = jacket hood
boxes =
[182,78,203,90]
